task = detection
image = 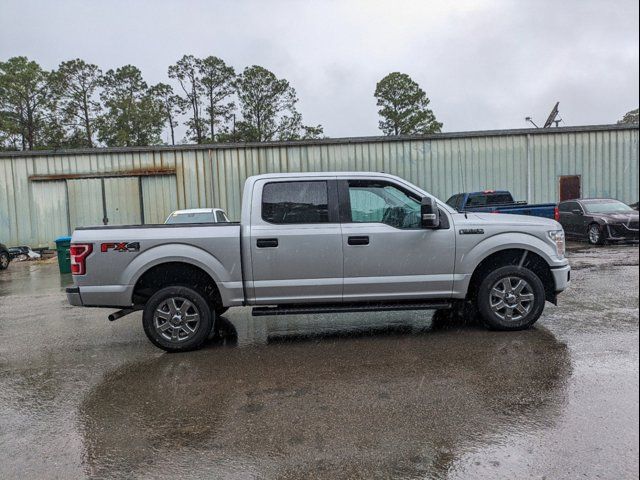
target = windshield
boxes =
[583,200,634,214]
[165,212,215,224]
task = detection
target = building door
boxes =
[67,178,105,230]
[103,177,142,225]
[67,177,142,229]
[559,176,581,201]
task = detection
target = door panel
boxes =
[248,179,343,304]
[340,179,456,301]
[67,178,104,230]
[341,223,456,300]
[103,177,142,225]
[560,202,584,236]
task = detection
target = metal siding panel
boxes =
[31,181,69,247]
[68,178,104,230]
[142,175,178,224]
[1,125,638,246]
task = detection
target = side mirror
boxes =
[572,208,583,215]
[421,197,440,229]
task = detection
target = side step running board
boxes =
[252,301,452,317]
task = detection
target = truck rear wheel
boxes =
[476,265,546,330]
[142,286,213,352]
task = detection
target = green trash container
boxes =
[55,236,72,274]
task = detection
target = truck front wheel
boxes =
[476,266,546,330]
[142,286,213,352]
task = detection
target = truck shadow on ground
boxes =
[79,313,571,480]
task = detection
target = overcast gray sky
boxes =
[1,0,638,140]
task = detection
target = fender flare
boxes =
[122,243,236,305]
[459,232,558,275]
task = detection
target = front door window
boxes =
[347,181,421,229]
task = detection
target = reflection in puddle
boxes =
[79,315,571,479]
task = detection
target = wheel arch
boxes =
[466,248,556,304]
[121,243,236,306]
[131,261,223,310]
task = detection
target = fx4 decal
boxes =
[101,242,141,253]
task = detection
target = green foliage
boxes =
[0,55,323,149]
[618,108,639,125]
[149,83,183,145]
[168,55,206,143]
[235,65,322,142]
[49,59,102,147]
[374,72,442,135]
[0,56,53,149]
[199,56,235,141]
[96,65,164,147]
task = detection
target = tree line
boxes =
[0,55,446,151]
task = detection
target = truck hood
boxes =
[461,212,561,229]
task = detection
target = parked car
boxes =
[558,198,639,245]
[0,243,10,270]
[164,208,230,224]
[66,172,570,352]
[446,190,559,220]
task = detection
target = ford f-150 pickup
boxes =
[66,172,571,352]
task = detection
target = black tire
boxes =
[587,223,605,245]
[142,286,214,352]
[476,265,546,331]
[0,252,9,270]
[215,306,229,316]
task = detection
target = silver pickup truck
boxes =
[66,172,570,352]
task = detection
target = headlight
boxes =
[548,230,565,259]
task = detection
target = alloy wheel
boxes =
[153,297,201,343]
[489,276,534,322]
[588,225,601,244]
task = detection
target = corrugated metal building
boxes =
[0,123,637,247]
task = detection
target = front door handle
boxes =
[348,236,369,246]
[256,238,278,248]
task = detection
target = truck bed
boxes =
[466,202,557,219]
[70,223,243,308]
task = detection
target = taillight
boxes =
[554,207,560,222]
[70,243,92,275]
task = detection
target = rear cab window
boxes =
[466,192,513,208]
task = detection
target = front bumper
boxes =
[605,224,639,242]
[551,264,571,293]
[66,286,83,306]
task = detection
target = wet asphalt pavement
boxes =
[0,243,638,479]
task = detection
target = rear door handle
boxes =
[348,236,369,246]
[256,238,279,248]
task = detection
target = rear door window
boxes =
[262,181,329,224]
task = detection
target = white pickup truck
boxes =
[66,172,570,352]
